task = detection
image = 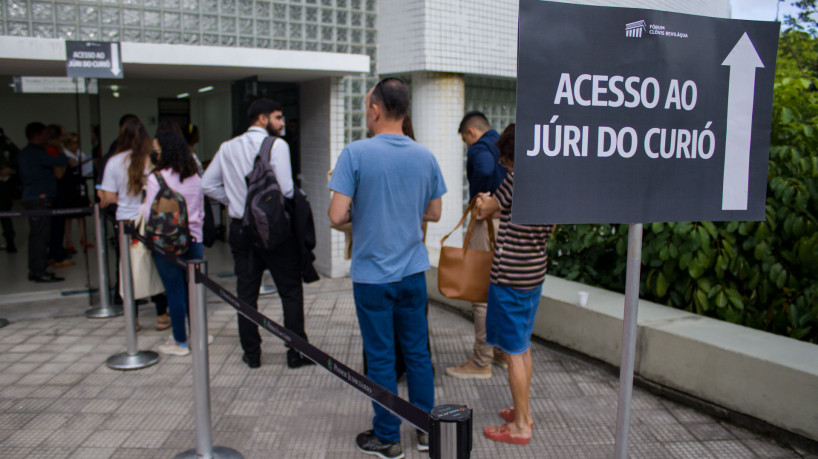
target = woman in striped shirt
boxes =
[475,123,554,446]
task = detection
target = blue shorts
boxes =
[485,282,543,355]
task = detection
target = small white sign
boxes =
[13,77,99,94]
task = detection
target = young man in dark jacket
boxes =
[446,111,509,380]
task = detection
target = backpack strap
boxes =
[153,171,169,191]
[257,136,277,164]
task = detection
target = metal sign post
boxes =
[614,224,643,458]
[105,222,159,370]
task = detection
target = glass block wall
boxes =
[1,0,377,49]
[0,0,378,143]
[463,75,517,206]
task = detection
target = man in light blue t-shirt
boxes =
[329,77,446,459]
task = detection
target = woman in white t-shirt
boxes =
[100,119,151,221]
[100,118,170,331]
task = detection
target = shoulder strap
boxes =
[153,171,169,190]
[257,136,277,164]
[441,197,479,248]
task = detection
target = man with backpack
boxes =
[201,98,314,370]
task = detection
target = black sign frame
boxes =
[512,1,780,224]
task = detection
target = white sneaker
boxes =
[158,340,190,356]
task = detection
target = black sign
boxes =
[512,1,780,224]
[65,41,123,79]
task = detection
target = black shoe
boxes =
[31,273,64,283]
[356,430,403,459]
[287,350,315,369]
[5,243,16,254]
[242,353,261,369]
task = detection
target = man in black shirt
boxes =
[17,122,68,282]
[0,128,19,253]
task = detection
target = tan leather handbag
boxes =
[438,198,496,302]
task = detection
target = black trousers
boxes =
[0,182,14,245]
[23,199,51,276]
[229,219,307,358]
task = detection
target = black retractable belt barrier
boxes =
[196,272,432,433]
[124,222,474,457]
[0,207,93,218]
[125,223,430,429]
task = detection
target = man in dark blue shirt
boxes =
[447,111,509,380]
[461,111,506,201]
[17,122,68,282]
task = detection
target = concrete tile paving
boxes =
[0,277,811,458]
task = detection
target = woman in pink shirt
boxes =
[140,131,204,356]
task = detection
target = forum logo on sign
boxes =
[625,20,646,37]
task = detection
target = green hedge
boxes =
[546,31,818,344]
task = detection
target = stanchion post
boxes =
[613,223,643,459]
[175,260,242,459]
[86,203,123,319]
[428,405,472,459]
[105,221,159,370]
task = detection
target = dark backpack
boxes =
[243,136,291,250]
[146,172,191,256]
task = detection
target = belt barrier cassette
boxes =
[122,222,431,433]
[0,207,94,218]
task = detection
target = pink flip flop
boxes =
[483,424,530,446]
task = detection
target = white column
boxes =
[301,76,350,278]
[411,71,466,251]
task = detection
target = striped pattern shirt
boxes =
[490,172,554,288]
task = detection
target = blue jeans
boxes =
[153,242,204,344]
[353,271,434,443]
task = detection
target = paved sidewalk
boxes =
[0,277,812,458]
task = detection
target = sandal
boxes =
[499,408,534,428]
[156,313,171,331]
[483,424,530,446]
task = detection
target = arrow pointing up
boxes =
[110,43,122,78]
[721,33,764,211]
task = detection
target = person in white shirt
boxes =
[201,98,313,370]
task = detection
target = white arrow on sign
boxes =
[721,33,764,211]
[110,43,122,77]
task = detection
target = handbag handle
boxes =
[440,196,496,252]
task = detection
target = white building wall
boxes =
[327,77,351,278]
[411,72,466,250]
[301,77,348,278]
[378,0,732,77]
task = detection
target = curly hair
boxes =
[154,131,198,181]
[495,123,515,168]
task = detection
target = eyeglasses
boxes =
[375,76,405,113]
